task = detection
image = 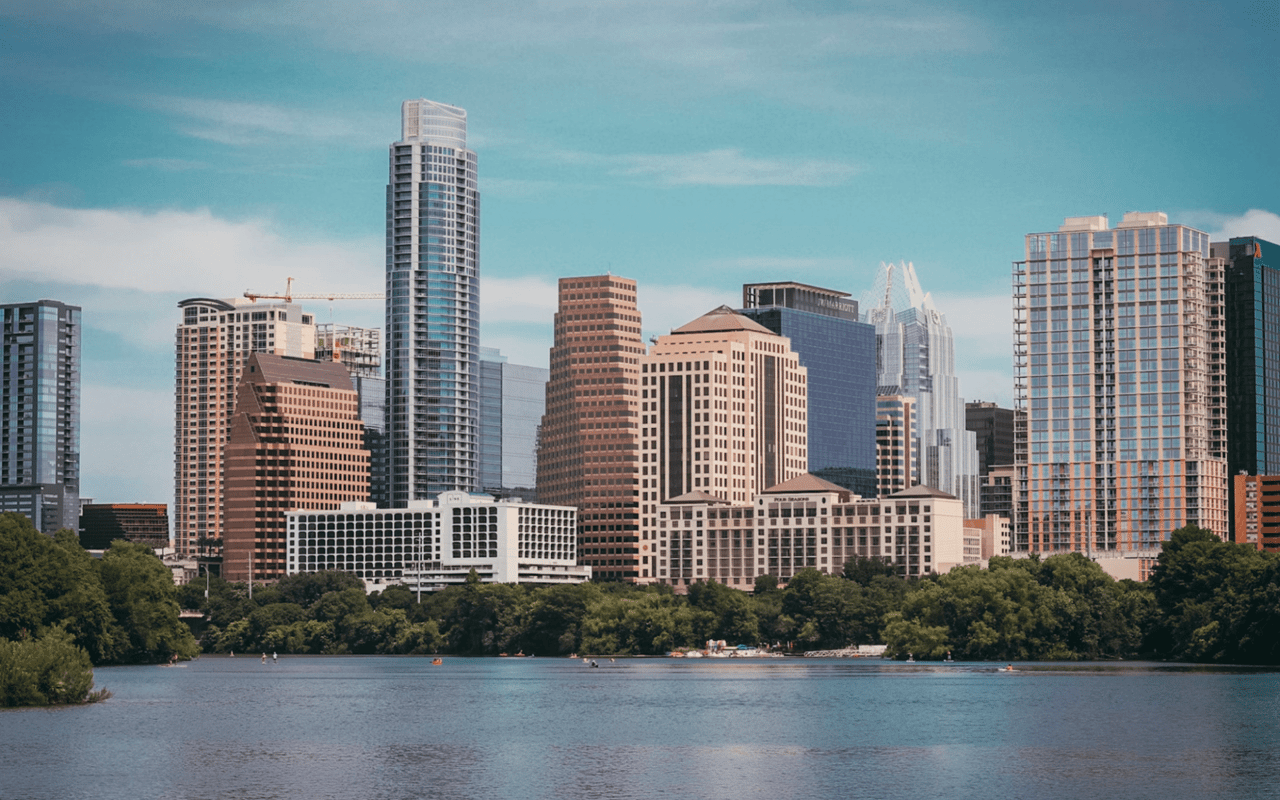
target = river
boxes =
[2,657,1278,799]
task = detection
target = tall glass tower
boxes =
[0,300,80,533]
[1012,213,1228,554]
[862,262,978,516]
[386,99,480,502]
[739,282,877,498]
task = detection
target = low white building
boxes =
[286,491,590,592]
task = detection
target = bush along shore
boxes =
[176,525,1280,664]
[0,513,198,708]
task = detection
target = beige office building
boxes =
[637,306,809,581]
[647,475,970,588]
[174,297,315,559]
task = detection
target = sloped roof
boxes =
[664,490,733,505]
[672,305,777,336]
[887,484,957,500]
[245,352,355,393]
[760,473,850,494]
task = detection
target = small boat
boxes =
[431,658,443,665]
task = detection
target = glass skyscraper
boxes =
[740,282,877,498]
[862,262,978,516]
[0,300,80,533]
[1215,236,1280,477]
[1012,213,1228,553]
[479,347,549,496]
[386,99,480,502]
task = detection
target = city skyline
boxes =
[1,2,1278,509]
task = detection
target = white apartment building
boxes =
[286,491,589,591]
[174,297,315,558]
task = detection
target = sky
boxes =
[2,0,1279,508]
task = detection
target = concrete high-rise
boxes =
[875,394,917,498]
[174,297,315,558]
[0,300,80,533]
[1012,213,1228,554]
[536,275,644,581]
[223,353,370,582]
[479,347,549,497]
[317,324,388,508]
[386,99,480,503]
[638,306,809,581]
[863,262,978,515]
[740,282,877,497]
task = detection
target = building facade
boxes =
[863,262,978,516]
[638,306,809,582]
[286,492,588,591]
[1012,213,1228,554]
[223,353,370,582]
[646,475,968,588]
[1232,473,1280,552]
[875,394,917,498]
[979,464,1015,521]
[0,300,80,533]
[79,503,169,550]
[479,347,549,496]
[536,274,644,581]
[174,297,316,558]
[316,323,388,509]
[740,282,877,497]
[386,98,480,504]
[965,401,1016,477]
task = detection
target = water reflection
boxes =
[2,658,1279,800]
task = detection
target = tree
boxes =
[98,541,199,663]
[0,630,106,707]
[842,555,896,585]
[0,514,120,663]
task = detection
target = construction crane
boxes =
[244,276,383,303]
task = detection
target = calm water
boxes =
[3,657,1279,800]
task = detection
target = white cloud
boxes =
[79,384,174,506]
[640,283,740,337]
[1199,209,1280,243]
[557,148,861,187]
[481,275,558,325]
[0,197,381,295]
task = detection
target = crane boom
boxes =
[244,276,383,303]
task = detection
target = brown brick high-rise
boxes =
[223,353,370,582]
[537,275,643,581]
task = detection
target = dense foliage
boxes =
[181,525,1280,664]
[0,631,109,707]
[0,512,198,669]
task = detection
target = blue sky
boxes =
[2,0,1278,508]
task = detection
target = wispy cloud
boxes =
[4,1,989,110]
[699,256,854,272]
[122,157,210,171]
[555,147,861,187]
[136,94,382,148]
